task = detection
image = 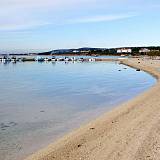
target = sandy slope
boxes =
[25,58,160,160]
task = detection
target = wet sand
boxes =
[25,58,160,160]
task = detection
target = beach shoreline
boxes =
[25,58,160,160]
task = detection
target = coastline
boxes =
[25,58,160,160]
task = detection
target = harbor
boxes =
[0,55,126,64]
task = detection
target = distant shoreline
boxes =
[0,54,127,56]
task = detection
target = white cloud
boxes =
[0,0,159,31]
[0,13,136,31]
[0,0,95,31]
[0,21,50,31]
[0,0,93,9]
[70,13,137,24]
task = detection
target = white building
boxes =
[139,48,150,53]
[80,50,90,53]
[73,50,80,53]
[117,48,132,54]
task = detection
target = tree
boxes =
[147,51,160,59]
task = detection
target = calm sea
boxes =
[0,60,156,160]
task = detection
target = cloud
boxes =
[70,13,137,24]
[0,0,93,9]
[0,13,136,31]
[0,0,95,31]
[0,8,50,31]
[0,21,50,31]
[0,0,159,31]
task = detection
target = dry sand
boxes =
[25,58,160,160]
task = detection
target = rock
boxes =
[1,125,10,129]
[1,128,6,131]
[9,122,17,126]
[78,144,82,148]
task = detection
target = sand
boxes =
[25,58,160,160]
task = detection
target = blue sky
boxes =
[0,0,160,52]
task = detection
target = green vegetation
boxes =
[147,51,160,59]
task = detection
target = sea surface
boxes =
[0,60,156,160]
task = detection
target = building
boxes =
[72,50,80,53]
[139,48,150,53]
[80,50,90,53]
[117,48,132,54]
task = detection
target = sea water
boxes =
[0,61,156,160]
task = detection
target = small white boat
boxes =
[11,57,16,62]
[71,57,76,61]
[57,58,64,61]
[89,58,95,62]
[35,56,44,62]
[65,57,69,61]
[78,58,84,62]
[44,58,49,61]
[1,57,7,62]
[51,56,56,61]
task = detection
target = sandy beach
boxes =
[25,58,160,160]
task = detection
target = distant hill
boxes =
[35,46,160,56]
[1,46,160,56]
[36,47,106,55]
